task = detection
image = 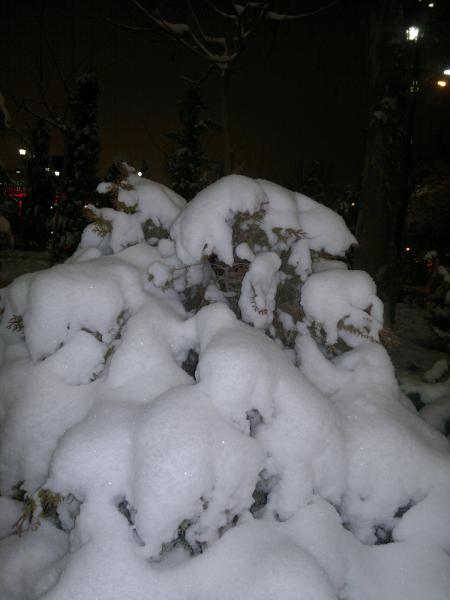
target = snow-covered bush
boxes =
[0,164,449,600]
[425,253,450,344]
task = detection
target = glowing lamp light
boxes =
[137,171,143,177]
[351,202,356,207]
[54,170,60,177]
[406,26,420,41]
[437,80,447,88]
[428,2,434,6]
[444,69,450,76]
[405,247,411,252]
[18,148,27,156]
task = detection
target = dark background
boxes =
[1,0,449,192]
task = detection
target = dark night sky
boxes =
[1,0,449,194]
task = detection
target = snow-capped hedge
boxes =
[0,164,449,600]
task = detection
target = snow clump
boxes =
[0,167,449,600]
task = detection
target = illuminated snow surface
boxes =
[0,171,449,600]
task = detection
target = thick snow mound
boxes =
[96,164,186,233]
[301,269,383,346]
[0,172,449,600]
[171,175,356,267]
[171,175,265,265]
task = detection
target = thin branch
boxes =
[181,63,216,87]
[231,0,244,48]
[265,1,337,21]
[187,0,228,53]
[104,15,156,32]
[154,7,215,60]
[203,1,236,20]
[42,28,70,96]
[235,1,271,61]
[7,93,65,132]
[142,120,167,158]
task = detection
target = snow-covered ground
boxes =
[0,168,449,600]
[0,251,51,288]
[389,303,450,436]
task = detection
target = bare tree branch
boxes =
[187,0,228,53]
[203,0,236,20]
[265,1,337,21]
[5,92,65,132]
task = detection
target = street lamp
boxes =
[54,170,60,177]
[18,148,27,156]
[444,69,450,76]
[437,80,447,88]
[406,26,420,41]
[137,171,143,177]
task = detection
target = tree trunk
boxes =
[220,67,232,175]
[354,0,411,326]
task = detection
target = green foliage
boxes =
[166,86,219,200]
[142,219,169,243]
[83,206,112,238]
[425,258,450,346]
[7,314,24,333]
[232,207,269,252]
[54,73,100,260]
[13,488,61,536]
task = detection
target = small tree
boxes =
[25,121,55,250]
[166,85,218,200]
[52,73,100,260]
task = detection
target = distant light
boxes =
[437,80,447,87]
[45,167,50,172]
[428,2,434,6]
[405,246,411,252]
[18,148,27,156]
[54,170,60,177]
[406,26,420,41]
[444,69,450,76]
[16,170,20,174]
[351,202,356,207]
[137,171,143,177]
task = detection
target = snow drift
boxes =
[0,167,449,600]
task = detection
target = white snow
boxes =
[301,269,384,346]
[238,252,281,328]
[0,172,449,600]
[424,358,448,383]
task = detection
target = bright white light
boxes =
[54,170,60,177]
[406,26,420,41]
[428,2,434,6]
[437,80,447,88]
[444,69,450,76]
[18,148,27,156]
[405,246,411,252]
[16,170,20,174]
[137,171,143,177]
